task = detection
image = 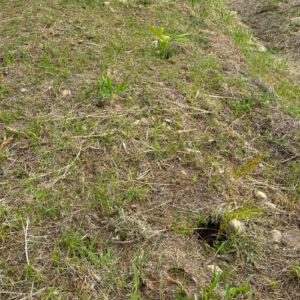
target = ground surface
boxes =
[0,0,299,299]
[228,0,300,67]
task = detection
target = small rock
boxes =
[255,190,267,201]
[21,88,28,93]
[61,89,71,97]
[207,265,223,276]
[270,229,282,244]
[228,219,245,235]
[257,44,267,53]
[264,201,277,211]
[180,170,188,177]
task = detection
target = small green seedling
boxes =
[97,67,128,105]
[149,24,189,59]
[289,264,300,280]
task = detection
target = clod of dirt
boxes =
[61,89,72,97]
[255,190,268,200]
[207,265,223,276]
[228,219,245,235]
[270,229,282,244]
[194,218,227,247]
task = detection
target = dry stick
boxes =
[162,99,212,114]
[140,199,174,214]
[23,218,30,265]
[28,142,83,181]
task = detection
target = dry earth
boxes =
[0,0,299,299]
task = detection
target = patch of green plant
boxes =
[191,57,223,91]
[0,109,20,124]
[234,154,266,179]
[289,264,300,281]
[59,231,114,268]
[201,271,251,299]
[288,161,300,201]
[0,85,5,99]
[42,288,61,300]
[224,206,264,223]
[129,250,146,300]
[149,24,189,59]
[90,170,148,213]
[224,282,251,299]
[97,66,128,105]
[172,216,193,235]
[38,43,70,81]
[201,272,223,300]
[21,263,43,283]
[27,188,63,222]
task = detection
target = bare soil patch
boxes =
[228,0,300,66]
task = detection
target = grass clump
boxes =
[0,0,299,298]
[149,24,189,59]
[97,66,128,106]
[289,264,300,281]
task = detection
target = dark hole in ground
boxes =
[194,217,228,247]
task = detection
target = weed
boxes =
[0,0,299,298]
[234,154,266,179]
[289,264,300,281]
[224,282,251,299]
[149,24,189,59]
[97,66,128,105]
[201,272,222,300]
[22,263,43,283]
[59,231,113,268]
[201,272,251,299]
[172,215,193,235]
[129,251,146,300]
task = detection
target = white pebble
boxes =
[61,89,71,97]
[264,201,277,211]
[207,265,223,276]
[228,219,245,235]
[255,190,268,200]
[270,229,282,244]
[258,44,267,53]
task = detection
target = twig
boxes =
[140,199,173,214]
[163,99,212,114]
[281,155,299,164]
[23,218,30,265]
[29,142,83,181]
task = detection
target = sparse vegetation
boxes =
[149,24,189,59]
[97,66,128,105]
[0,0,299,299]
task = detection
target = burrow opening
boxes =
[194,217,228,247]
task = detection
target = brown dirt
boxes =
[228,0,300,64]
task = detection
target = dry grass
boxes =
[0,0,299,299]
